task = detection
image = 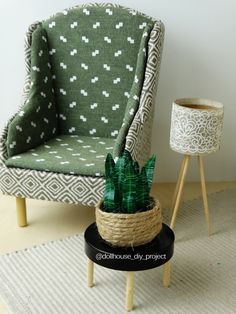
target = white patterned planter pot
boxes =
[170,98,224,155]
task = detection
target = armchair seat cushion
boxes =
[5,135,115,176]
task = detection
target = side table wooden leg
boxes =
[126,272,135,312]
[163,261,171,287]
[198,156,211,236]
[87,258,94,287]
[170,155,190,229]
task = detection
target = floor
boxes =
[0,181,236,313]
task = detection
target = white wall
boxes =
[0,0,235,182]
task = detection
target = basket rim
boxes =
[95,198,160,218]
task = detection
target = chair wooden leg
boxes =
[126,272,135,312]
[87,258,94,287]
[163,261,171,287]
[16,197,27,227]
[198,156,211,236]
[170,155,190,229]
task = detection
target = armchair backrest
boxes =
[41,4,155,138]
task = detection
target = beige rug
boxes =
[0,189,236,314]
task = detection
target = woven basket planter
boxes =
[95,199,162,247]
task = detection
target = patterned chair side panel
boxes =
[125,21,165,166]
[0,166,105,206]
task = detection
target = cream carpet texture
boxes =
[0,189,236,314]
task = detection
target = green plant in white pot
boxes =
[96,150,162,247]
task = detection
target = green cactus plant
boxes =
[103,150,156,213]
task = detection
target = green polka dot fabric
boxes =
[6,135,115,176]
[43,6,153,138]
[5,5,155,176]
[6,26,58,157]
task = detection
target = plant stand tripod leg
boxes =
[87,258,94,287]
[170,155,190,229]
[163,261,171,287]
[171,156,187,213]
[198,156,211,236]
[16,197,27,227]
[126,272,135,312]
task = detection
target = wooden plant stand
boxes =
[170,155,211,235]
[84,223,175,311]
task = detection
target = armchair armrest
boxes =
[4,23,58,158]
[0,22,38,164]
[113,24,153,158]
[125,21,165,166]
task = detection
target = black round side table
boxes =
[84,223,175,311]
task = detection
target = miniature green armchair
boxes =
[0,3,164,226]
